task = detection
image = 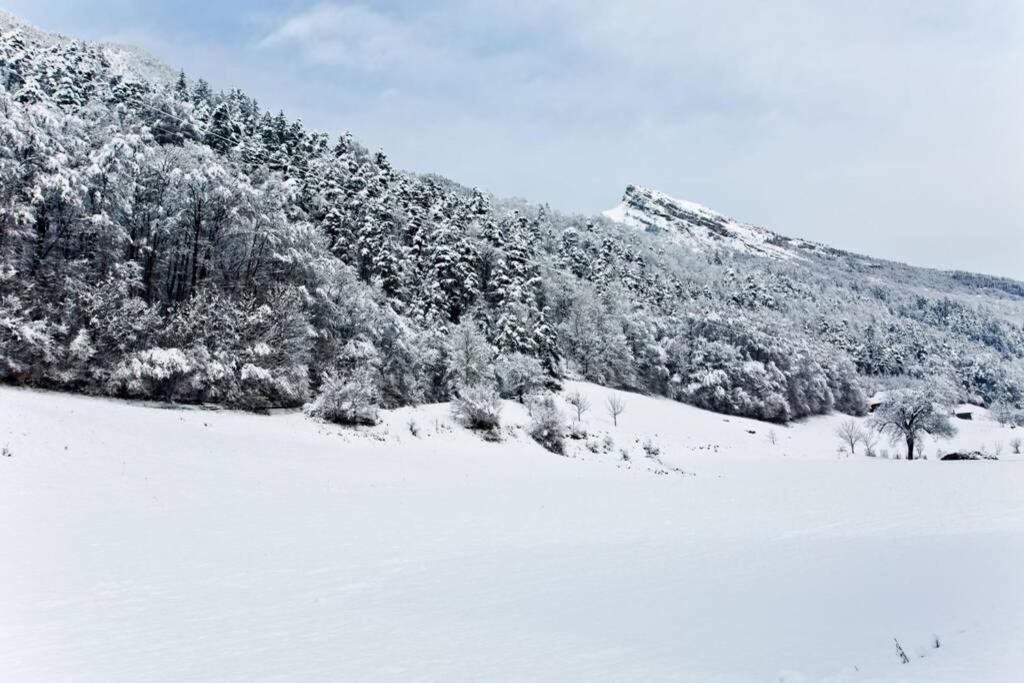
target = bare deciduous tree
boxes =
[990,402,1014,426]
[566,391,591,422]
[606,394,625,426]
[835,419,864,455]
[862,430,879,457]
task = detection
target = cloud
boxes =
[259,3,435,71]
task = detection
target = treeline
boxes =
[1,23,1022,421]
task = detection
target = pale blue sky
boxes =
[6,1,1024,278]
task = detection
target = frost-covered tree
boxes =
[445,319,493,392]
[494,352,545,402]
[870,389,956,460]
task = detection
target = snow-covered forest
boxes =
[2,12,1024,423]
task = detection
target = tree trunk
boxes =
[906,434,915,460]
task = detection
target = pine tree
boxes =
[531,306,559,375]
[174,70,188,99]
[206,101,240,153]
[191,78,212,106]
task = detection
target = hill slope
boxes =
[1,11,1023,425]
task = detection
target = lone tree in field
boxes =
[869,389,956,460]
[566,391,591,422]
[835,419,864,455]
[606,394,626,426]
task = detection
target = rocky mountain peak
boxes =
[604,185,804,260]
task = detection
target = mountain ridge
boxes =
[603,185,810,260]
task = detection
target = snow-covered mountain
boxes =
[4,13,1024,681]
[604,185,815,260]
[3,10,1024,426]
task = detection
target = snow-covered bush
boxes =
[494,352,545,402]
[304,372,380,426]
[452,383,502,431]
[235,361,310,411]
[0,294,54,381]
[568,422,588,440]
[109,347,199,401]
[528,393,566,454]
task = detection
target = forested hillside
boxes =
[2,13,1022,422]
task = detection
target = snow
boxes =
[2,384,1023,681]
[603,185,809,260]
[553,381,1017,463]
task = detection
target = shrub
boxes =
[1011,437,1022,455]
[528,393,566,454]
[452,383,502,431]
[109,347,199,401]
[304,373,380,426]
[494,352,545,402]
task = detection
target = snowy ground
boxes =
[2,384,1023,681]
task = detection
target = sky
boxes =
[5,1,1024,279]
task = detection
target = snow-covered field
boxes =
[2,383,1023,681]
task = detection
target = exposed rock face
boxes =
[603,185,812,260]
